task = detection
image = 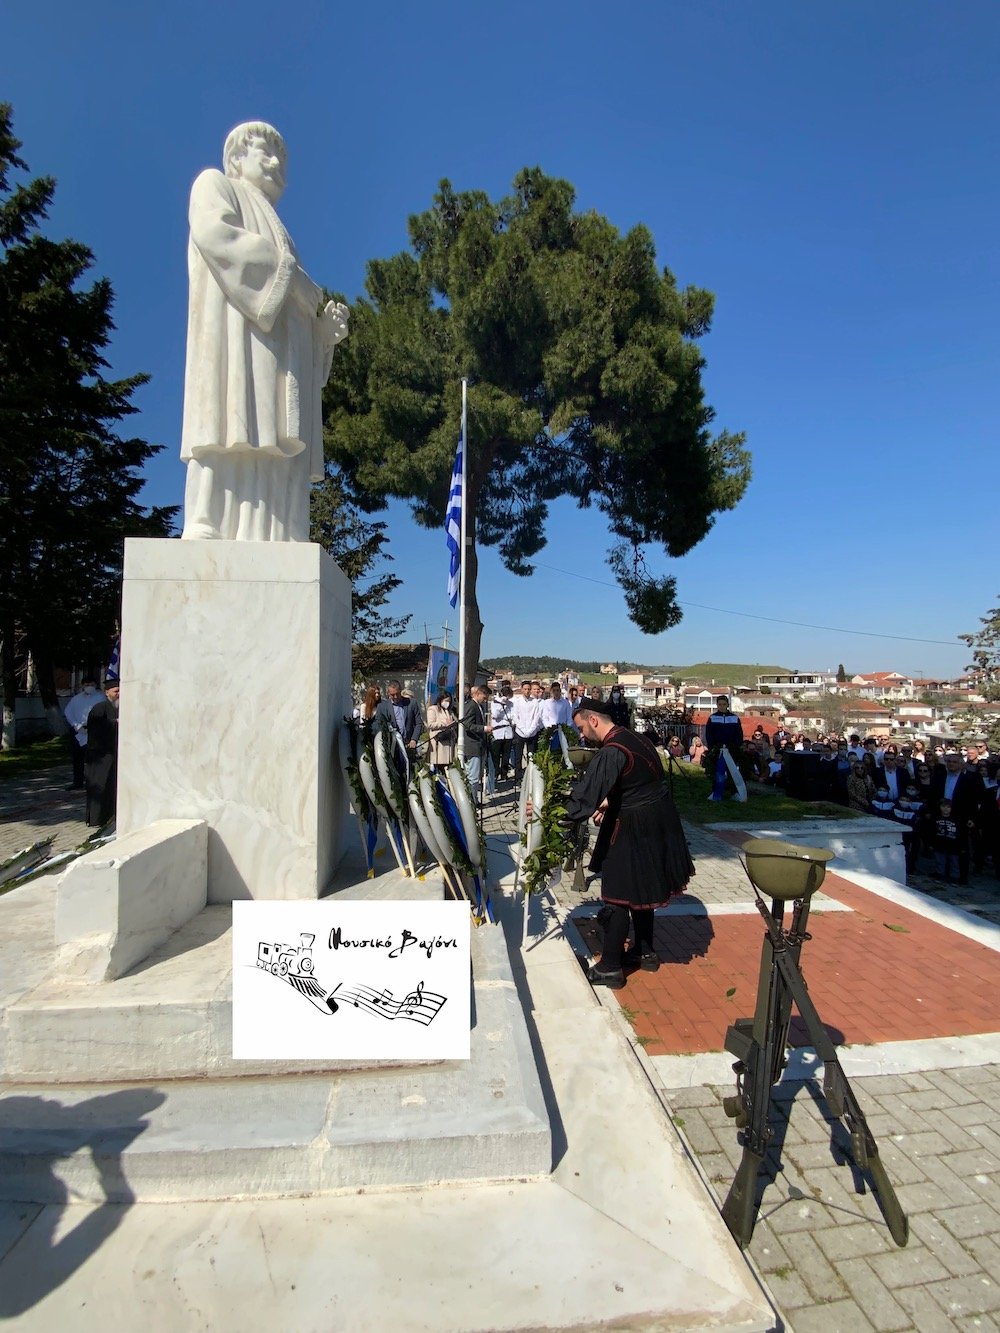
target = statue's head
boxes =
[223,121,287,203]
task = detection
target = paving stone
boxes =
[945,1103,999,1128]
[895,1283,973,1333]
[833,1256,911,1331]
[873,1145,932,1187]
[926,1273,1000,1319]
[936,1202,1000,1241]
[897,1128,978,1159]
[759,1266,814,1312]
[910,1214,983,1279]
[918,1156,992,1207]
[788,1298,876,1331]
[954,1316,1000,1332]
[858,1074,919,1096]
[963,1234,1000,1275]
[751,1229,793,1274]
[778,1229,848,1303]
[897,1089,963,1114]
[868,1243,951,1290]
[813,1220,896,1264]
[933,1118,984,1153]
[670,1106,719,1155]
[785,1139,852,1172]
[663,1085,722,1110]
[925,1070,988,1107]
[896,1179,977,1213]
[966,1123,1000,1157]
[937,1148,1000,1179]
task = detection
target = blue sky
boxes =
[6,1,998,677]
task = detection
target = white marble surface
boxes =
[55,820,206,981]
[116,538,352,902]
[716,816,908,882]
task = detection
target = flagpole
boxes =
[457,377,468,761]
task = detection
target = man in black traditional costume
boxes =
[565,700,695,989]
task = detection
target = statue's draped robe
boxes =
[180,169,335,541]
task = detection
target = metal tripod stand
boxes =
[720,838,909,1251]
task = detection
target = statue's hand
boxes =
[322,300,350,345]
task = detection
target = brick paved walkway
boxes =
[0,765,91,864]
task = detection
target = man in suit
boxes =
[930,750,984,883]
[872,752,908,802]
[462,685,490,789]
[375,679,423,754]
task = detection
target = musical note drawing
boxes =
[338,981,447,1026]
[254,938,447,1026]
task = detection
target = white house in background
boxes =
[782,707,827,733]
[850,672,915,700]
[894,703,936,730]
[639,678,679,707]
[601,663,618,675]
[682,687,719,713]
[756,671,838,697]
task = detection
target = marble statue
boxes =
[180,122,349,542]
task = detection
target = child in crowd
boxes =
[871,787,896,818]
[933,799,964,882]
[892,785,922,873]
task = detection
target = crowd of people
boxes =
[356,677,634,791]
[750,730,998,884]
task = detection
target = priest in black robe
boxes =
[85,681,120,827]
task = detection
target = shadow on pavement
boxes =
[0,1088,165,1317]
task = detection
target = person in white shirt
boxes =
[63,675,105,791]
[490,685,515,782]
[511,680,542,779]
[540,682,578,732]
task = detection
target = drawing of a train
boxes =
[257,933,315,977]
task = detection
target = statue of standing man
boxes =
[180,122,349,542]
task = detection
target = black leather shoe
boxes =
[624,948,660,973]
[587,964,625,989]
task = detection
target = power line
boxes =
[532,562,962,648]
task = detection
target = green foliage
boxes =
[959,597,1000,747]
[323,168,750,667]
[0,737,66,778]
[665,763,860,825]
[310,463,411,658]
[482,655,627,679]
[521,727,577,895]
[0,104,175,717]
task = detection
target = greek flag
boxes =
[106,637,121,682]
[445,435,462,609]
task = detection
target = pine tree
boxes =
[0,104,175,744]
[323,169,750,672]
[309,463,410,676]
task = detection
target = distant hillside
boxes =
[483,655,640,678]
[648,663,792,689]
[483,658,790,690]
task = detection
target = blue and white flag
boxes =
[106,637,121,682]
[445,435,462,609]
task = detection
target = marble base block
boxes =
[116,539,352,902]
[55,819,207,981]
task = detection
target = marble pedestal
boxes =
[116,539,351,902]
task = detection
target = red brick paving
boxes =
[581,832,1000,1058]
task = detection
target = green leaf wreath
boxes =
[522,726,578,896]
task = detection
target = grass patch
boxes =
[662,761,859,825]
[0,737,68,781]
